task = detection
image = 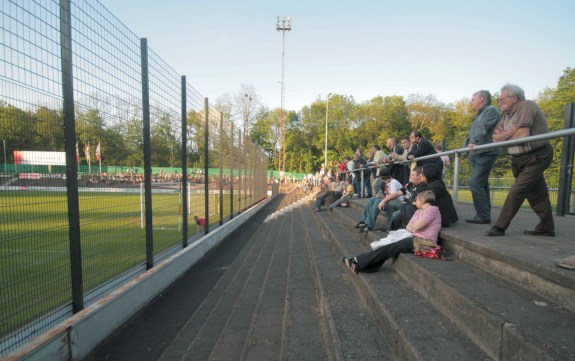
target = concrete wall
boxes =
[4,197,273,361]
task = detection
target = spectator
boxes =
[407,131,444,177]
[352,153,371,198]
[312,180,330,211]
[346,156,358,197]
[398,136,416,171]
[341,190,441,274]
[328,177,354,210]
[422,164,458,227]
[464,90,500,225]
[486,84,554,237]
[434,144,451,178]
[354,167,403,233]
[368,144,387,197]
[384,137,409,185]
[387,166,427,231]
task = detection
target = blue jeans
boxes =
[360,197,400,228]
[360,197,382,227]
[469,152,498,220]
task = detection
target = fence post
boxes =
[230,122,234,219]
[239,129,243,212]
[60,0,84,313]
[219,112,224,225]
[204,98,209,234]
[141,38,154,269]
[181,76,188,246]
[557,102,575,216]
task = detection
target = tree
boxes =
[406,93,448,142]
[232,84,260,137]
[33,107,64,151]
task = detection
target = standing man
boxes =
[485,84,554,237]
[465,90,500,224]
[369,144,387,197]
[407,131,444,177]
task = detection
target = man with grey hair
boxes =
[485,84,554,237]
[465,90,500,224]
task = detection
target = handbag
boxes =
[413,236,441,259]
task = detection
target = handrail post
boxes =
[453,152,460,204]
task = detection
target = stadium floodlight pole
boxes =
[276,16,291,172]
[325,93,332,171]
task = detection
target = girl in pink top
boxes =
[342,190,442,274]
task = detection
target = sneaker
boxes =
[485,226,505,237]
[313,208,321,212]
[352,194,359,198]
[341,256,359,274]
[354,221,366,229]
[360,225,377,233]
[556,255,575,270]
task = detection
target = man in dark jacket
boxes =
[407,131,444,177]
[465,90,500,224]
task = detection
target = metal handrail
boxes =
[346,127,575,201]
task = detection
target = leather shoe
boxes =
[485,226,505,237]
[466,217,491,224]
[524,230,555,237]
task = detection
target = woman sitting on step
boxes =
[341,190,441,274]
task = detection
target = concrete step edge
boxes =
[314,210,490,360]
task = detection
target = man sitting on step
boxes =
[354,167,403,233]
[387,166,427,232]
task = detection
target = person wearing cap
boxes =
[354,167,403,233]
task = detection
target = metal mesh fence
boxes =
[0,0,268,356]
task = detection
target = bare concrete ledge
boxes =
[4,197,274,361]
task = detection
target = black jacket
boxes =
[427,179,458,226]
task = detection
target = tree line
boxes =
[1,68,573,184]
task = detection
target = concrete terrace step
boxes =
[158,190,395,360]
[158,197,289,360]
[315,206,490,360]
[300,206,394,360]
[320,199,575,360]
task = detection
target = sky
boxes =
[100,0,575,111]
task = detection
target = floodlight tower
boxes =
[276,16,291,172]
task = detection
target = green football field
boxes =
[0,189,236,338]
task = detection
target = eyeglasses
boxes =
[498,95,515,102]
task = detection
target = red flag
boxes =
[85,143,90,161]
[76,142,79,162]
[95,142,101,161]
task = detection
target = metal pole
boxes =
[557,102,575,216]
[141,38,154,269]
[453,152,460,204]
[3,139,6,173]
[276,16,291,172]
[181,75,188,246]
[230,121,234,219]
[60,0,83,313]
[219,112,224,225]
[204,98,209,234]
[324,93,331,171]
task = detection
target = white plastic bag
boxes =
[370,229,413,250]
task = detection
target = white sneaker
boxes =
[556,255,575,270]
